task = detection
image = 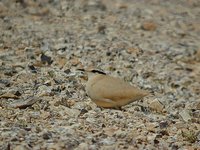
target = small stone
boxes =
[40,53,53,65]
[126,47,141,56]
[195,101,200,110]
[0,92,19,99]
[40,110,50,119]
[71,58,80,66]
[0,2,7,14]
[104,127,118,136]
[61,106,80,118]
[75,143,89,150]
[43,132,52,140]
[100,145,117,150]
[64,69,71,74]
[147,134,157,142]
[14,91,22,97]
[13,145,26,150]
[83,1,106,12]
[114,129,126,138]
[195,49,200,61]
[99,137,115,145]
[47,143,63,150]
[86,117,96,124]
[8,97,39,109]
[28,64,37,73]
[141,21,157,31]
[54,43,68,50]
[146,123,158,132]
[98,25,106,34]
[179,110,191,122]
[37,85,52,96]
[159,121,169,129]
[171,144,179,150]
[149,99,164,112]
[0,79,10,87]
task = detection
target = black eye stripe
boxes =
[91,70,106,75]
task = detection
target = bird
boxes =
[79,69,150,109]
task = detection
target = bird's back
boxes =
[86,74,148,107]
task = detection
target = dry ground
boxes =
[0,0,200,149]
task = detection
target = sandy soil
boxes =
[0,0,200,149]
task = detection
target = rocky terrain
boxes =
[0,0,199,149]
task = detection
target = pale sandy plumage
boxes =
[85,70,149,108]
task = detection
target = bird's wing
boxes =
[93,76,139,101]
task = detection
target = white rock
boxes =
[58,106,80,118]
[37,85,52,97]
[75,143,89,150]
[149,99,164,112]
[179,110,191,122]
[114,129,126,138]
[86,117,96,124]
[147,133,157,142]
[13,145,26,150]
[100,137,115,145]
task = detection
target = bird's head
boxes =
[77,68,106,80]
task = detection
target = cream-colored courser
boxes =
[84,69,149,109]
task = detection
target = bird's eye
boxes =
[91,70,106,75]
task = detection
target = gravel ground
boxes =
[0,0,200,149]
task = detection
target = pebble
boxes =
[37,85,52,97]
[100,137,116,145]
[13,145,27,150]
[179,110,191,122]
[61,107,80,118]
[149,99,164,112]
[141,21,157,31]
[114,129,126,138]
[75,143,89,150]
